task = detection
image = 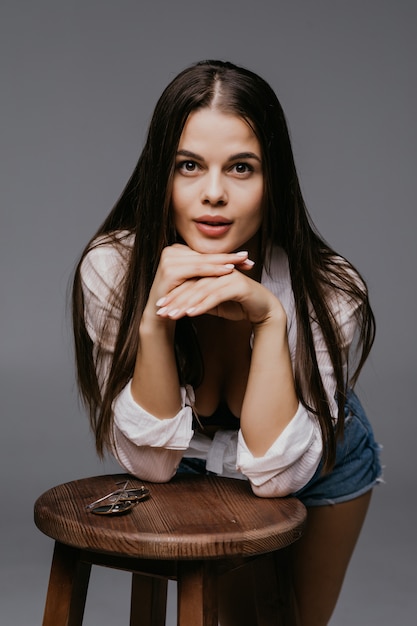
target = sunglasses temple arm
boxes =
[85,480,130,510]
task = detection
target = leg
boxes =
[291,491,372,626]
[42,541,91,626]
[218,562,259,626]
[177,561,218,626]
[253,552,298,626]
[218,555,298,626]
[130,573,167,626]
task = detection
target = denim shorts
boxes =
[178,390,383,507]
[293,390,383,506]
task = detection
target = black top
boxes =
[194,401,240,431]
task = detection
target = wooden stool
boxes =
[34,473,306,625]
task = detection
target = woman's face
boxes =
[171,108,263,257]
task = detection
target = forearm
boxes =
[130,311,182,418]
[113,423,186,482]
[240,312,299,457]
[237,406,323,497]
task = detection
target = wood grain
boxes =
[34,473,306,560]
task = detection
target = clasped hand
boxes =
[147,244,284,325]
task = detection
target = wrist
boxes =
[253,305,287,334]
[140,308,176,340]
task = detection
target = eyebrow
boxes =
[176,149,261,163]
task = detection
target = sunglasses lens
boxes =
[91,501,135,516]
[122,488,150,502]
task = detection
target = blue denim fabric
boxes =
[177,390,383,507]
[293,390,383,506]
[177,457,212,475]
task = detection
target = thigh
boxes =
[291,491,372,626]
[217,491,371,626]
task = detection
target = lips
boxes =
[195,215,232,226]
[194,215,233,237]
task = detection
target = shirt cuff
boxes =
[236,402,322,487]
[112,381,194,450]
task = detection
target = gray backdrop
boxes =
[1,1,415,624]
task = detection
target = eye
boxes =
[231,162,254,176]
[177,160,200,174]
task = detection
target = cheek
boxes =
[245,196,263,233]
[242,185,263,218]
[171,183,192,216]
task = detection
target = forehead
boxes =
[178,108,260,154]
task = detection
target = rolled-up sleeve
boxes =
[111,383,195,482]
[237,403,323,497]
[112,382,194,450]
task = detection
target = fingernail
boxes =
[167,309,179,318]
[186,307,196,315]
[224,264,235,269]
[236,251,248,256]
[244,259,255,267]
[156,297,167,306]
[156,306,168,316]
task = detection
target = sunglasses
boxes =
[86,480,150,516]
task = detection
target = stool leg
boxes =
[252,549,299,626]
[177,561,218,626]
[274,547,299,626]
[130,573,167,626]
[42,541,91,626]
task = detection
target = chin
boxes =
[194,241,234,254]
[178,236,231,254]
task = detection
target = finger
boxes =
[155,277,199,308]
[155,272,275,324]
[163,246,251,267]
[157,275,244,319]
[153,249,254,310]
[156,276,215,316]
[153,256,234,301]
[235,258,255,271]
[155,259,240,302]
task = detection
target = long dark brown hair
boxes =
[72,60,375,471]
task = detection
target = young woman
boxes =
[72,60,382,625]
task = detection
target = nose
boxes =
[201,170,228,206]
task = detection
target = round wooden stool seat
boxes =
[34,473,306,625]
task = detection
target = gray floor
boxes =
[2,474,415,625]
